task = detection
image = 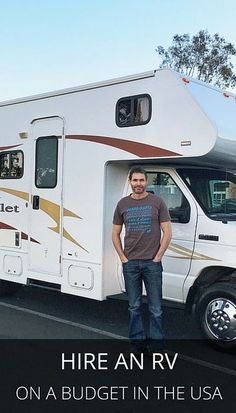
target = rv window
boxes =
[0,151,23,179]
[178,168,236,221]
[35,137,58,188]
[116,94,151,127]
[146,172,190,223]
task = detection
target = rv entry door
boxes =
[29,116,64,276]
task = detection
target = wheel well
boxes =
[185,266,236,314]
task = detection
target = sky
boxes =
[0,0,236,100]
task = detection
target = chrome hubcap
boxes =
[205,298,236,341]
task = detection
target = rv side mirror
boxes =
[169,205,190,223]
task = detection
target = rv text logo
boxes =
[0,203,20,213]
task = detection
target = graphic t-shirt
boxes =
[113,193,170,260]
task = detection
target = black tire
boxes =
[0,280,22,296]
[196,282,236,350]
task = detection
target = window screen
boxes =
[0,151,23,179]
[35,137,58,188]
[116,94,151,127]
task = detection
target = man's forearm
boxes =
[154,222,172,261]
[155,234,171,260]
[112,233,127,261]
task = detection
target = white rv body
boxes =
[0,69,236,347]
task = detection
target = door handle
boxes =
[32,195,40,210]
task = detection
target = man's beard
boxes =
[131,185,146,194]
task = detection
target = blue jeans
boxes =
[122,259,164,349]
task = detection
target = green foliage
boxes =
[156,30,236,88]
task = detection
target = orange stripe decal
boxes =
[0,188,87,250]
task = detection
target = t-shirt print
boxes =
[113,193,170,259]
[126,205,152,234]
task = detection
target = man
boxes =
[112,166,172,353]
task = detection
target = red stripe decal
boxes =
[66,135,181,158]
[0,222,15,230]
[0,222,40,244]
[0,144,22,151]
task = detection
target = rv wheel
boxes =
[196,282,236,350]
[0,280,22,296]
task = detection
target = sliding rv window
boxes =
[35,136,58,188]
[116,94,151,127]
[0,151,23,179]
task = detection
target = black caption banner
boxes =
[0,339,235,413]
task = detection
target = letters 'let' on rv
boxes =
[0,69,236,349]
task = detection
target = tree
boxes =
[156,30,236,88]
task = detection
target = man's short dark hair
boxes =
[128,166,147,181]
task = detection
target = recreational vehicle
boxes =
[0,69,236,349]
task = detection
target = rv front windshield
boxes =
[178,168,236,221]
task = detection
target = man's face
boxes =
[129,172,148,194]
